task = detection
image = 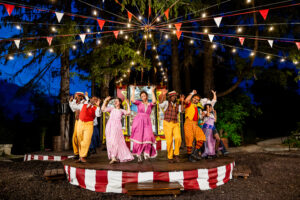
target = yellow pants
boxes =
[184,118,206,154]
[72,120,79,155]
[163,120,182,159]
[77,120,94,158]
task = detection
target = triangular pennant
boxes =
[46,37,53,46]
[259,9,269,20]
[164,8,170,20]
[14,39,20,49]
[55,12,64,23]
[127,11,132,22]
[79,34,86,43]
[214,17,222,27]
[268,40,273,48]
[208,34,214,42]
[174,23,182,31]
[97,19,105,30]
[113,31,119,39]
[148,5,151,17]
[176,31,182,40]
[4,4,15,16]
[296,42,300,50]
[239,37,245,45]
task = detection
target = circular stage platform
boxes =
[24,154,73,162]
[63,151,235,193]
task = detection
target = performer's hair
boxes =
[140,91,148,98]
[204,104,212,110]
[115,98,124,109]
[191,94,201,99]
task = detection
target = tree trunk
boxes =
[60,46,70,150]
[183,38,192,93]
[101,74,112,97]
[171,37,181,93]
[203,42,214,98]
[91,77,95,96]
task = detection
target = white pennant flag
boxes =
[14,39,20,49]
[79,34,86,43]
[208,34,214,42]
[268,40,273,48]
[55,12,64,23]
[214,17,222,27]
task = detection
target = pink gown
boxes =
[130,100,157,158]
[104,107,134,162]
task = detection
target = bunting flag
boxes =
[4,4,15,16]
[97,19,105,30]
[127,11,132,22]
[296,42,300,50]
[208,34,214,42]
[113,31,119,39]
[259,9,269,20]
[268,40,273,48]
[55,12,64,23]
[148,5,151,17]
[14,39,20,49]
[174,23,182,31]
[239,37,245,45]
[164,8,170,20]
[79,34,86,43]
[176,31,182,40]
[46,37,53,46]
[214,17,222,27]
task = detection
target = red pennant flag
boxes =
[148,5,151,17]
[174,23,182,31]
[97,19,105,30]
[4,4,15,16]
[46,37,53,46]
[296,42,300,50]
[176,31,182,40]
[239,37,245,46]
[127,11,133,22]
[259,9,269,20]
[113,31,119,39]
[164,8,170,20]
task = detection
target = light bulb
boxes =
[237,27,242,33]
[204,29,208,33]
[232,48,237,53]
[49,48,54,53]
[8,55,14,60]
[202,13,206,18]
[212,44,217,49]
[156,17,160,22]
[93,10,98,16]
[125,35,128,39]
[127,23,131,28]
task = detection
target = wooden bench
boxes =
[44,168,66,181]
[233,165,251,179]
[125,182,182,196]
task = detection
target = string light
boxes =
[27,52,33,56]
[123,74,126,77]
[96,40,101,45]
[204,29,208,33]
[136,50,140,55]
[237,27,243,33]
[156,55,159,59]
[131,61,135,65]
[125,35,128,39]
[160,67,163,71]
[202,13,207,18]
[92,10,98,16]
[72,45,77,50]
[172,30,176,34]
[49,48,54,53]
[294,60,299,65]
[266,55,271,60]
[51,27,57,32]
[127,23,131,28]
[149,34,152,38]
[127,69,131,72]
[280,58,285,62]
[232,48,237,53]
[158,62,162,66]
[164,34,169,39]
[156,17,160,22]
[250,52,255,57]
[87,28,91,33]
[138,16,143,20]
[190,40,194,44]
[120,30,124,35]
[143,35,147,39]
[8,55,14,60]
[212,44,217,49]
[246,0,251,3]
[168,24,172,28]
[152,46,156,50]
[269,26,274,31]
[16,25,21,30]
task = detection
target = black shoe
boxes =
[72,155,79,160]
[188,155,196,162]
[191,149,202,161]
[222,151,229,156]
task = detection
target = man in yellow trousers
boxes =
[159,90,185,163]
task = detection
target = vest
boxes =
[164,102,179,123]
[79,104,97,122]
[185,103,198,121]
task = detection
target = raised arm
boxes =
[84,91,89,102]
[101,96,111,112]
[124,99,131,115]
[130,86,136,103]
[159,89,168,103]
[185,90,197,104]
[180,94,185,112]
[95,98,102,117]
[151,86,157,104]
[212,90,217,101]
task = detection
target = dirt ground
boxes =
[0,151,300,200]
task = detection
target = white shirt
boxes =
[159,101,182,112]
[200,98,217,108]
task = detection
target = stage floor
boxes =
[63,150,234,172]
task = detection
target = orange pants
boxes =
[184,118,206,154]
[163,120,182,159]
[77,120,94,158]
[72,120,79,155]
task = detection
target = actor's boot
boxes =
[192,148,202,160]
[188,154,196,162]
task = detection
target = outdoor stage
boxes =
[62,151,235,193]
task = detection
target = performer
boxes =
[130,86,157,163]
[69,92,88,159]
[159,89,184,163]
[102,97,134,164]
[89,116,100,154]
[71,96,101,163]
[184,90,206,162]
[201,104,217,158]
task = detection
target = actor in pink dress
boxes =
[130,86,157,162]
[102,97,134,164]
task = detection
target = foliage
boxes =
[283,136,300,148]
[215,93,262,146]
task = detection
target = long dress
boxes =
[130,100,157,158]
[104,107,134,162]
[202,113,216,157]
